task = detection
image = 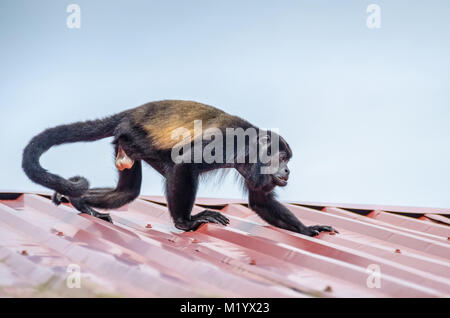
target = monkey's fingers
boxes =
[176,211,230,231]
[199,214,229,226]
[193,210,230,226]
[308,225,339,236]
[211,213,230,225]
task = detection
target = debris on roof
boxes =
[0,192,449,297]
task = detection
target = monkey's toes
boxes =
[306,225,338,236]
[93,212,113,223]
[52,192,69,205]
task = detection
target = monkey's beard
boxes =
[272,175,288,187]
[236,163,282,192]
[248,172,277,192]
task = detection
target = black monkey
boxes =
[22,100,337,236]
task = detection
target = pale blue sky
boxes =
[1,0,449,208]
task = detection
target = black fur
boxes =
[22,112,127,197]
[22,100,337,236]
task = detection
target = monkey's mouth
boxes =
[273,175,288,187]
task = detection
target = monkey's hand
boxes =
[303,225,339,237]
[248,190,339,237]
[175,210,230,231]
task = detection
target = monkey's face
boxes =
[241,131,292,192]
[271,153,290,187]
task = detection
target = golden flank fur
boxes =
[133,100,246,149]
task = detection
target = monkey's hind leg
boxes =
[54,160,142,223]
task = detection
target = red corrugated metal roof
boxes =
[0,192,449,297]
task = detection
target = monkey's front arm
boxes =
[165,164,230,231]
[248,190,338,236]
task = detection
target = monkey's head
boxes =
[238,130,292,193]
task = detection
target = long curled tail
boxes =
[22,112,126,197]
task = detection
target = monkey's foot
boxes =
[115,146,134,171]
[304,225,339,237]
[79,205,113,223]
[52,192,70,205]
[175,210,230,231]
[91,211,113,223]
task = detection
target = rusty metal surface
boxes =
[0,192,448,297]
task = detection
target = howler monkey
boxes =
[22,100,337,236]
